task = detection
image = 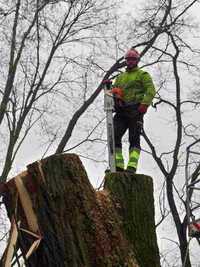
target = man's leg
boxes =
[127,114,143,173]
[113,113,127,171]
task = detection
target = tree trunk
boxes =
[0,153,160,267]
[104,172,160,267]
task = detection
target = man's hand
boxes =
[138,104,148,114]
[102,79,112,84]
[111,87,123,99]
[102,79,112,90]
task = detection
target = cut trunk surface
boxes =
[0,153,160,267]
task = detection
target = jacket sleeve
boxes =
[141,72,156,106]
[112,74,122,88]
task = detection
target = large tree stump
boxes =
[104,173,160,267]
[0,153,160,267]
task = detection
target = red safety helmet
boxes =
[125,48,140,69]
[124,48,140,60]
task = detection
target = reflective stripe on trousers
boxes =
[115,148,124,169]
[127,147,140,169]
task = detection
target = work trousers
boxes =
[113,104,143,150]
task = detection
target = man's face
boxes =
[125,57,138,69]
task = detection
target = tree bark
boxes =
[0,153,160,267]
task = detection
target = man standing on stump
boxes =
[105,48,156,173]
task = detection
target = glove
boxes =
[102,79,112,89]
[111,87,123,99]
[102,79,112,85]
[138,104,148,114]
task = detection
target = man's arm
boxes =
[141,72,156,106]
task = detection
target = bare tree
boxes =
[0,0,118,183]
[125,0,200,266]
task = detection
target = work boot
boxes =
[126,166,136,173]
[127,147,140,172]
[115,148,124,171]
[105,168,111,173]
[116,166,124,172]
[105,167,124,173]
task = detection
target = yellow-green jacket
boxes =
[113,67,156,106]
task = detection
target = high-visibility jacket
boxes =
[113,67,156,106]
